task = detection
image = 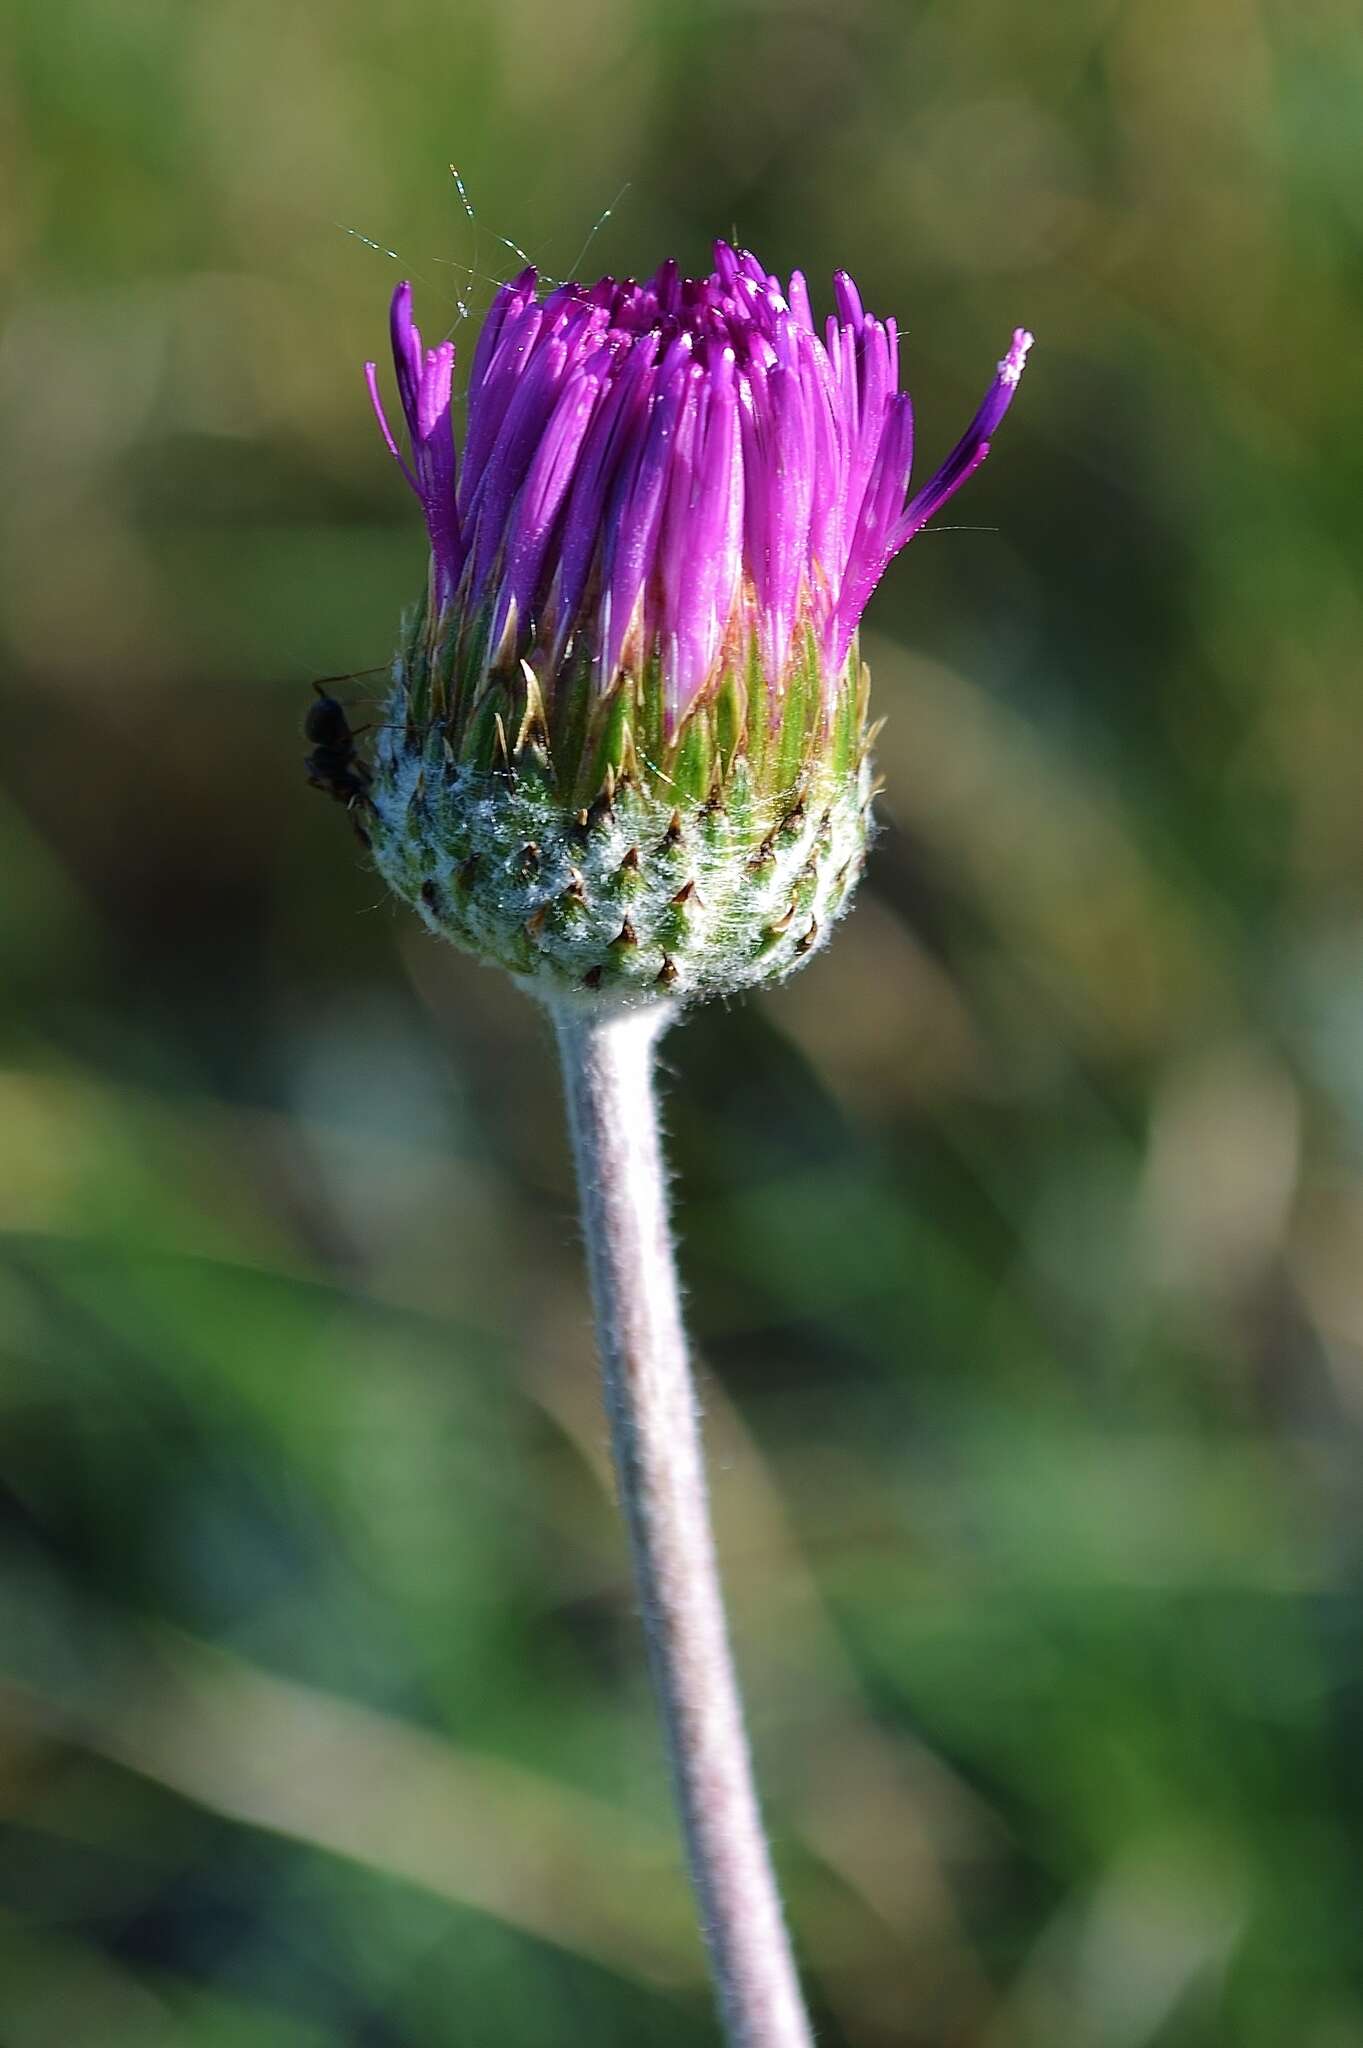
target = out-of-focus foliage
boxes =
[3,0,1363,2041]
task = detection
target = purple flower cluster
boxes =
[368,244,1031,732]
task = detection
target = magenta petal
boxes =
[828,392,915,672]
[365,360,416,491]
[893,328,1033,547]
[493,366,606,646]
[665,350,744,726]
[368,285,461,603]
[552,342,658,657]
[369,254,1031,718]
[601,350,694,684]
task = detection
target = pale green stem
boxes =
[550,999,815,2048]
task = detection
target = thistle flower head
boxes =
[358,243,1031,1007]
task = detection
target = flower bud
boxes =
[361,245,1030,1007]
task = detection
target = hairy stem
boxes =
[551,1000,814,2048]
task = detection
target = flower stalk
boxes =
[552,999,813,2048]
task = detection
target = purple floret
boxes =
[366,244,1031,731]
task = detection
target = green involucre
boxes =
[365,615,879,1007]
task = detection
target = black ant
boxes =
[304,680,373,807]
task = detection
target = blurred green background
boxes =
[4,0,1363,2041]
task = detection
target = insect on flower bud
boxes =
[357,243,1031,1007]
